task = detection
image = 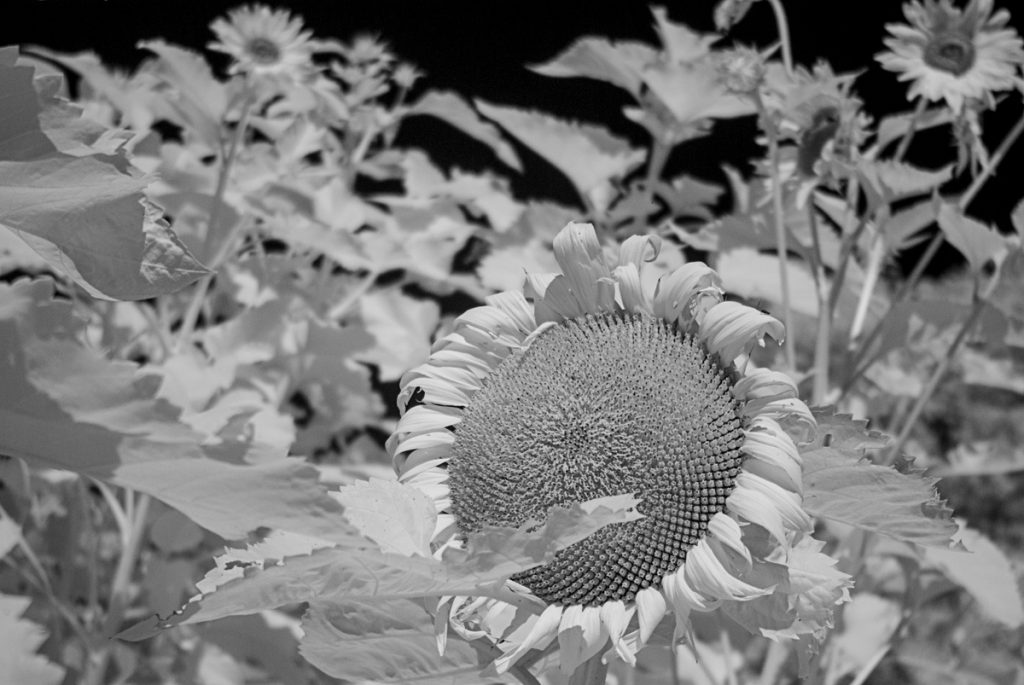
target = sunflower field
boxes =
[2,1,1024,683]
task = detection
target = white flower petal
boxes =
[485,290,537,333]
[392,443,450,476]
[396,405,463,435]
[613,264,648,313]
[635,585,667,645]
[434,596,453,655]
[742,417,803,493]
[558,605,609,675]
[699,301,785,363]
[732,368,798,401]
[653,262,723,329]
[553,222,616,315]
[406,377,472,407]
[599,600,636,666]
[493,604,564,674]
[394,431,456,457]
[707,512,751,566]
[618,233,662,268]
[458,306,527,345]
[660,570,694,644]
[735,472,813,534]
[726,486,787,544]
[684,538,772,601]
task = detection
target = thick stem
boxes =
[807,205,831,404]
[767,128,799,372]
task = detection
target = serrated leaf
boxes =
[802,446,956,548]
[300,599,500,684]
[937,203,1009,274]
[408,90,522,172]
[858,160,952,204]
[925,526,1024,628]
[333,479,437,557]
[807,407,892,453]
[0,52,208,300]
[0,595,65,685]
[0,279,356,542]
[475,99,644,197]
[529,37,656,96]
[122,494,641,636]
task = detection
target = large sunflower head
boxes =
[388,223,821,673]
[876,0,1024,112]
[208,4,316,79]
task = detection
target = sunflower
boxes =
[388,222,822,674]
[208,5,317,79]
[876,0,1024,113]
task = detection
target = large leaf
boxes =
[925,526,1024,628]
[0,279,356,542]
[475,99,644,198]
[120,494,641,637]
[857,160,952,205]
[0,49,208,300]
[408,90,522,172]
[529,37,656,96]
[300,598,504,685]
[936,203,1009,274]
[333,479,437,557]
[0,595,65,685]
[802,444,956,548]
[357,288,440,382]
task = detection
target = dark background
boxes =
[5,0,1024,264]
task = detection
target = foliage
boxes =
[1,1,1024,683]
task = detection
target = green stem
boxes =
[885,289,987,463]
[893,97,929,162]
[568,653,608,685]
[843,104,1024,396]
[807,205,831,404]
[631,138,671,236]
[766,0,794,76]
[766,118,798,372]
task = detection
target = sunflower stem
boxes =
[842,103,1024,396]
[893,97,929,162]
[765,0,794,76]
[885,282,987,463]
[765,118,799,373]
[568,654,608,685]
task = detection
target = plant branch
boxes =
[766,0,794,76]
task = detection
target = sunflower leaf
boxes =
[408,90,523,172]
[857,160,952,205]
[936,203,1009,274]
[528,37,656,96]
[119,494,641,638]
[474,99,645,200]
[0,279,354,541]
[0,595,66,685]
[925,525,1024,628]
[299,598,499,684]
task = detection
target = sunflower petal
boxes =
[493,603,563,674]
[699,301,785,363]
[553,222,616,315]
[599,600,636,665]
[613,264,648,313]
[742,417,803,493]
[653,262,724,329]
[735,472,813,534]
[726,485,788,543]
[485,290,537,333]
[635,585,667,645]
[619,233,662,268]
[684,538,773,601]
[660,570,695,644]
[558,605,609,674]
[396,405,463,435]
[708,512,752,566]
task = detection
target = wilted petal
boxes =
[661,570,695,644]
[732,368,798,401]
[735,472,813,534]
[558,604,609,674]
[613,264,648,313]
[653,262,724,328]
[618,233,662,268]
[727,485,787,544]
[708,512,751,565]
[684,538,773,601]
[699,301,785,363]
[743,417,803,493]
[493,603,563,674]
[635,585,667,645]
[553,222,616,314]
[599,600,636,666]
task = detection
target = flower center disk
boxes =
[246,37,282,64]
[447,314,745,607]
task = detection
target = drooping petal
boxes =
[660,571,695,644]
[726,485,788,544]
[732,368,798,402]
[699,301,786,363]
[635,585,668,645]
[683,538,773,601]
[707,512,752,566]
[742,417,803,493]
[735,472,813,534]
[493,603,564,674]
[552,222,617,315]
[653,262,724,329]
[618,233,662,268]
[613,264,648,313]
[485,290,537,334]
[599,600,636,666]
[558,604,610,675]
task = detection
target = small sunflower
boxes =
[209,4,317,79]
[388,222,826,674]
[876,0,1024,112]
